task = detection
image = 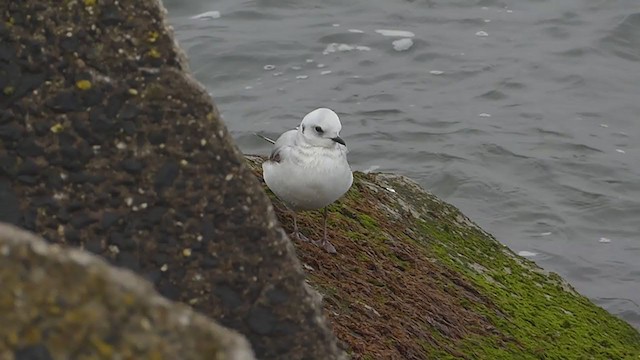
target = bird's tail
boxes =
[254,133,276,144]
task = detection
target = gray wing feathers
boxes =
[270,130,297,163]
[258,130,297,163]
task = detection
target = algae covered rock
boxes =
[0,223,254,360]
[1,0,344,358]
[245,155,640,359]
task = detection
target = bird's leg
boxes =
[292,212,310,242]
[321,207,337,254]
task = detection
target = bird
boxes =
[259,108,353,254]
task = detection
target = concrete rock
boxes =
[0,223,254,360]
[1,0,344,358]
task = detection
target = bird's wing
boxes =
[268,129,297,163]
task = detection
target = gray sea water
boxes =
[166,0,640,329]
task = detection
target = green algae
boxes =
[245,156,640,359]
[390,178,640,359]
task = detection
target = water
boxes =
[166,0,640,329]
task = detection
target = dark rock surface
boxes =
[0,223,254,360]
[0,0,344,358]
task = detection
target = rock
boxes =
[0,223,254,360]
[245,155,640,359]
[2,0,345,359]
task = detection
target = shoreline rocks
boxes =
[0,223,255,359]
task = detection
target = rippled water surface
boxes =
[166,0,640,328]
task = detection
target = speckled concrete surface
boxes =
[0,0,344,358]
[0,223,255,359]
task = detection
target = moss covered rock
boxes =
[0,223,254,359]
[246,155,640,359]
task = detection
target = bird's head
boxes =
[298,108,346,148]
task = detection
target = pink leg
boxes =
[320,207,337,254]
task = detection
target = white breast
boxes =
[263,146,353,211]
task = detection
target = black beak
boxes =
[331,136,346,146]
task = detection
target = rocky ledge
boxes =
[0,223,254,359]
[246,155,640,359]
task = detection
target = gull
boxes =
[259,108,353,254]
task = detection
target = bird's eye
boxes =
[314,126,324,134]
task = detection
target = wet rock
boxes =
[16,175,38,185]
[14,344,53,360]
[46,91,83,112]
[109,232,136,251]
[120,158,144,174]
[154,161,179,191]
[0,179,20,226]
[16,139,44,157]
[213,285,243,309]
[100,4,123,26]
[0,123,23,142]
[248,306,277,335]
[119,103,139,121]
[100,212,121,230]
[17,159,40,176]
[69,213,97,229]
[146,206,166,224]
[0,224,255,359]
[148,130,167,145]
[121,120,137,135]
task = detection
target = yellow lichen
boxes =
[24,326,42,344]
[76,80,92,90]
[128,88,138,96]
[147,48,161,58]
[147,31,159,43]
[50,123,64,133]
[3,86,14,96]
[91,336,114,357]
[83,0,96,6]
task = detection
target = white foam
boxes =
[599,124,609,128]
[518,251,538,257]
[306,59,314,63]
[599,237,612,243]
[263,64,275,71]
[296,75,309,80]
[540,232,552,236]
[291,66,301,70]
[320,70,332,75]
[616,149,626,154]
[323,43,371,55]
[392,38,413,51]
[332,23,340,27]
[476,31,489,37]
[375,29,415,38]
[484,19,491,23]
[348,29,365,33]
[190,11,221,20]
[478,113,492,117]
[429,70,444,75]
[317,63,326,68]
